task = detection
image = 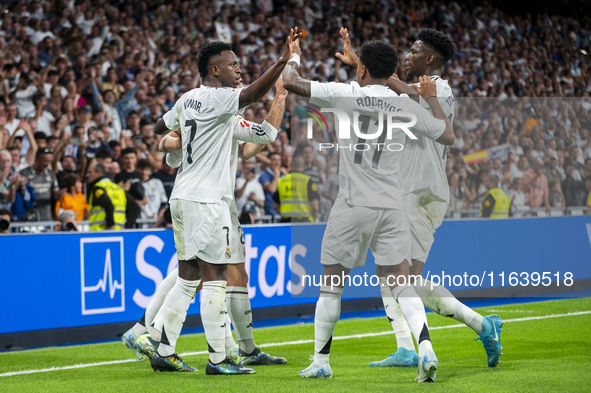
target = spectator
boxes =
[302,144,322,185]
[54,173,89,221]
[0,149,17,211]
[273,155,319,222]
[31,93,54,136]
[20,148,60,221]
[507,178,529,217]
[85,127,112,159]
[480,174,511,218]
[259,152,283,217]
[0,208,11,234]
[528,160,551,211]
[562,163,587,207]
[137,159,167,220]
[235,160,265,216]
[53,210,80,232]
[239,201,258,225]
[448,172,470,211]
[10,73,38,119]
[548,180,566,209]
[152,156,177,200]
[115,171,145,229]
[87,162,126,231]
[119,147,140,178]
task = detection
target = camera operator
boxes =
[53,210,79,232]
[0,208,11,234]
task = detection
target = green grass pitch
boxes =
[1,298,590,392]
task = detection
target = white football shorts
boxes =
[403,192,448,263]
[321,197,411,269]
[171,197,245,264]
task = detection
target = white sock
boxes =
[226,286,256,354]
[392,283,433,357]
[201,281,228,364]
[313,286,342,366]
[414,279,484,334]
[379,277,415,351]
[224,309,238,349]
[151,276,200,357]
[145,268,179,328]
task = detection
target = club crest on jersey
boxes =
[225,247,232,259]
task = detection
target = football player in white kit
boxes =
[121,79,289,369]
[337,28,504,369]
[283,37,455,382]
[148,31,299,375]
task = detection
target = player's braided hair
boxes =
[358,41,398,79]
[417,28,455,64]
[197,41,233,78]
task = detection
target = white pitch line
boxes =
[1,310,590,378]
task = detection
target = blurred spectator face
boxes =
[139,165,151,182]
[93,111,105,125]
[87,128,98,143]
[141,125,155,145]
[35,150,53,172]
[518,156,528,170]
[278,131,289,146]
[271,138,282,153]
[532,159,543,175]
[104,91,116,105]
[9,148,20,166]
[62,156,76,172]
[86,162,103,183]
[0,151,11,173]
[109,161,121,176]
[282,150,291,169]
[492,158,501,170]
[111,145,121,161]
[269,153,281,170]
[564,164,574,177]
[35,134,47,148]
[160,160,175,175]
[121,152,137,172]
[449,173,459,187]
[7,105,17,120]
[302,145,314,165]
[513,178,522,192]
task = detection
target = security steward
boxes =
[86,161,127,230]
[480,173,511,218]
[273,155,319,222]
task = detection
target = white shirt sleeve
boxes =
[232,117,278,143]
[212,87,242,114]
[398,98,446,141]
[162,96,183,130]
[309,81,353,107]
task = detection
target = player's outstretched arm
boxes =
[413,75,454,145]
[386,73,419,98]
[239,28,301,107]
[239,78,289,159]
[282,35,311,97]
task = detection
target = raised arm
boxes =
[413,76,454,145]
[239,28,301,107]
[282,35,311,97]
[159,130,182,153]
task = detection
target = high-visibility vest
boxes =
[277,172,313,222]
[89,179,127,230]
[480,188,511,219]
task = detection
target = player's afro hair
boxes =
[358,41,398,79]
[197,41,233,78]
[417,28,455,64]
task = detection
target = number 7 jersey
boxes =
[163,86,243,203]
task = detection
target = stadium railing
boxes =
[445,206,588,219]
[7,215,286,233]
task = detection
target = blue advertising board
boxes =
[1,216,591,335]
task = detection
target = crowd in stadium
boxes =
[0,0,591,231]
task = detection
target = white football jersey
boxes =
[399,76,455,202]
[163,86,242,203]
[310,81,446,209]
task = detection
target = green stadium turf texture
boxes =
[1,297,589,392]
